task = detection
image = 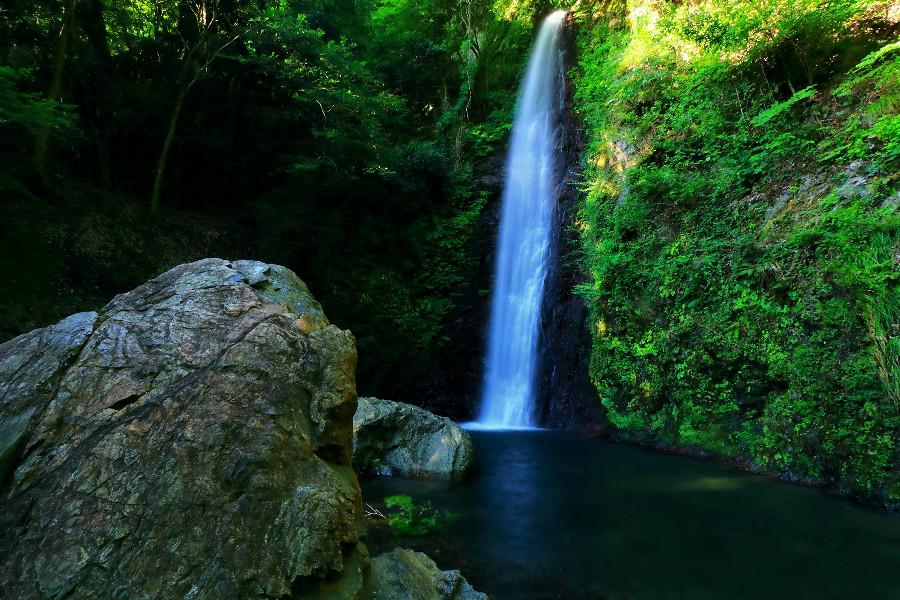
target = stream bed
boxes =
[362,430,900,600]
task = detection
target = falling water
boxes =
[476,11,567,429]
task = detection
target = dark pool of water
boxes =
[362,431,900,600]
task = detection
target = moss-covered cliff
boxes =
[569,0,899,505]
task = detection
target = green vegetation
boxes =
[0,0,558,394]
[570,0,899,503]
[383,494,458,536]
[3,0,897,505]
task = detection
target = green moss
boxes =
[571,0,899,503]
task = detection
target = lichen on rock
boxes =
[0,258,360,599]
[370,548,487,600]
[353,397,473,481]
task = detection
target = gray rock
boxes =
[353,397,473,481]
[295,542,372,600]
[0,258,362,600]
[370,549,488,600]
[0,310,98,484]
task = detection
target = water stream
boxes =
[477,11,567,428]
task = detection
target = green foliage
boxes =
[572,0,899,504]
[827,41,900,170]
[384,494,458,536]
[0,0,542,396]
[751,86,817,127]
[0,67,75,134]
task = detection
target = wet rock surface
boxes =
[370,548,488,600]
[353,397,473,481]
[537,15,607,431]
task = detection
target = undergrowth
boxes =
[570,0,899,504]
[383,494,459,536]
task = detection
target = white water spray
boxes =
[476,11,566,429]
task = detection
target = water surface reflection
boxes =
[363,431,900,600]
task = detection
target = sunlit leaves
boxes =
[104,0,178,54]
[751,85,817,127]
[572,0,899,502]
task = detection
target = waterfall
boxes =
[476,11,566,429]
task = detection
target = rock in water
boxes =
[0,259,362,599]
[353,397,473,481]
[370,549,487,600]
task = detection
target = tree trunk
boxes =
[81,0,113,189]
[150,1,237,213]
[150,86,188,215]
[33,0,75,177]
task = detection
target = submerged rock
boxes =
[0,258,362,599]
[353,397,473,481]
[370,548,488,600]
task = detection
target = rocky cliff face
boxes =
[381,150,506,422]
[0,258,362,599]
[536,15,607,431]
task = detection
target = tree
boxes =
[150,0,238,214]
[32,0,74,177]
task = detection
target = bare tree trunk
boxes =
[81,0,113,189]
[33,0,75,177]
[779,50,797,95]
[149,1,237,213]
[150,86,188,215]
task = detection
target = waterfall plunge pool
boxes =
[362,430,900,599]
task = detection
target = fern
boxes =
[751,86,817,127]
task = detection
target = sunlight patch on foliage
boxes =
[571,0,900,504]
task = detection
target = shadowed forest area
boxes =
[0,0,551,398]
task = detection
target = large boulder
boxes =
[0,259,362,599]
[370,549,487,600]
[353,397,473,481]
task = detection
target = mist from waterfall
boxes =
[475,10,566,429]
